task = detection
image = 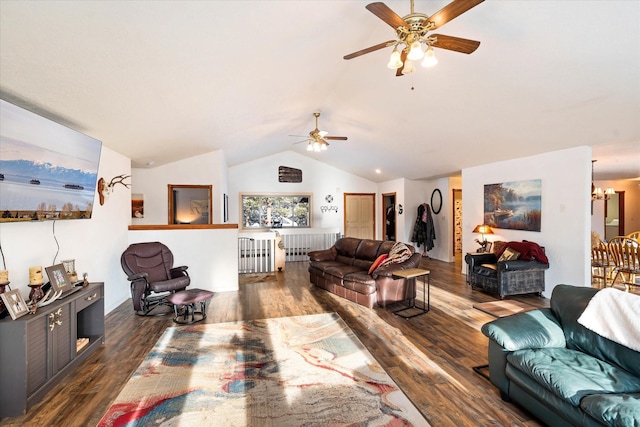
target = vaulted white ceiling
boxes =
[1,1,638,182]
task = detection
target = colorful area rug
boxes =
[98,312,429,426]
[473,300,535,317]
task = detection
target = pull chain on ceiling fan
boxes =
[290,112,348,153]
[344,0,484,76]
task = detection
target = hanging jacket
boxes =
[411,204,428,248]
[411,203,437,251]
[424,204,436,251]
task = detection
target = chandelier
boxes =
[591,160,615,201]
[306,138,328,153]
[386,7,438,74]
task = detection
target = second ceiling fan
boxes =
[344,0,484,76]
[292,112,348,152]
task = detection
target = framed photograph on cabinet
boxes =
[1,289,29,320]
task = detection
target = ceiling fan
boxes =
[291,112,348,152]
[344,0,484,76]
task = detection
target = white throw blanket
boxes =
[577,288,640,352]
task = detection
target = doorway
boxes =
[604,191,625,240]
[344,193,375,239]
[453,189,462,256]
[382,193,396,241]
[168,184,212,225]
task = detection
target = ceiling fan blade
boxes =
[427,0,484,30]
[366,2,409,30]
[396,49,408,77]
[293,139,310,145]
[325,136,348,141]
[431,34,480,54]
[344,40,395,60]
[288,134,308,137]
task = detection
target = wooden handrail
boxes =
[128,224,238,231]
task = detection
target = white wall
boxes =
[378,178,405,241]
[462,146,592,297]
[228,151,377,234]
[0,146,131,314]
[131,150,227,225]
[401,177,454,262]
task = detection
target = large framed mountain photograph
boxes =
[0,99,102,222]
[484,179,542,231]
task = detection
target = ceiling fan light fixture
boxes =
[401,59,416,75]
[387,47,403,69]
[307,142,314,152]
[407,40,424,61]
[320,142,328,151]
[421,46,438,67]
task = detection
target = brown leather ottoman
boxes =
[166,288,214,324]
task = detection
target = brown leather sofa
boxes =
[308,237,422,309]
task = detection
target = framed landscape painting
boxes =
[484,179,541,231]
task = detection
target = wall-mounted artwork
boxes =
[132,194,144,218]
[484,179,541,231]
[278,166,302,183]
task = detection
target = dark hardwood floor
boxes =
[1,255,552,427]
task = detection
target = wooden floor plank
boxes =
[0,255,550,427]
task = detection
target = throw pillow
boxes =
[368,254,388,274]
[498,247,520,262]
[492,241,507,254]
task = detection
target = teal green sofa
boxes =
[482,285,640,426]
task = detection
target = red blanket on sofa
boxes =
[496,240,549,264]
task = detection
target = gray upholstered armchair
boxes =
[465,241,549,299]
[120,241,190,315]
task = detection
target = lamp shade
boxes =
[472,224,493,235]
[387,48,403,69]
[407,41,424,61]
[401,59,416,75]
[421,46,438,67]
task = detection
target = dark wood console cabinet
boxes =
[0,282,104,418]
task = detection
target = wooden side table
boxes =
[391,268,430,319]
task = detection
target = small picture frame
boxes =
[1,289,29,320]
[45,263,73,293]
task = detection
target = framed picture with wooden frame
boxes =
[45,263,73,294]
[1,289,29,320]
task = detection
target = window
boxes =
[241,194,311,229]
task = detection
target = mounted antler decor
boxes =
[98,174,131,205]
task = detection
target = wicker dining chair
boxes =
[626,231,640,240]
[607,237,640,292]
[591,239,614,287]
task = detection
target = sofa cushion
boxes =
[580,393,640,427]
[507,347,640,406]
[474,265,498,277]
[343,272,376,295]
[323,264,364,279]
[377,241,396,257]
[334,237,362,258]
[355,239,383,262]
[551,285,640,377]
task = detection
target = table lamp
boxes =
[473,224,493,252]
